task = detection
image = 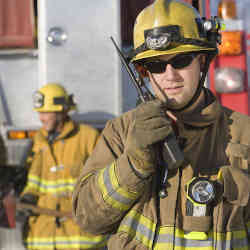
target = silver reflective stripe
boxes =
[98,163,139,211]
[118,209,156,249]
[28,178,75,191]
[103,166,133,206]
[122,216,155,242]
[118,213,249,250]
[215,237,249,250]
[154,229,213,248]
[155,229,249,249]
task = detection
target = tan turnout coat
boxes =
[73,92,250,250]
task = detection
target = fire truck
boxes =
[0,0,142,248]
[0,0,249,249]
[184,0,250,115]
[207,0,250,116]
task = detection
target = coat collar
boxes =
[37,119,77,144]
[174,88,222,128]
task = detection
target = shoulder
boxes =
[30,128,47,153]
[91,109,135,158]
[78,123,99,135]
[72,123,99,141]
[32,128,47,144]
[222,106,250,144]
[103,109,135,138]
[224,106,250,125]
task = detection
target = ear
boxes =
[134,63,149,78]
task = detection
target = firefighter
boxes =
[20,83,107,250]
[72,0,250,249]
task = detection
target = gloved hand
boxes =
[19,193,38,206]
[16,207,35,223]
[125,99,174,176]
[16,193,38,223]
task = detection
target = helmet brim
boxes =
[132,45,216,62]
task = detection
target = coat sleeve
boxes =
[70,124,100,178]
[85,125,100,157]
[21,133,43,197]
[72,119,152,235]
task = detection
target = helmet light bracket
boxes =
[197,16,222,45]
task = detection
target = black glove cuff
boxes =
[20,193,38,206]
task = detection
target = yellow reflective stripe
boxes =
[28,174,76,185]
[155,227,211,249]
[26,174,76,193]
[80,173,93,183]
[215,231,248,250]
[118,209,156,249]
[154,227,249,250]
[117,212,249,250]
[26,237,54,250]
[26,235,108,249]
[215,230,247,241]
[98,162,139,211]
[247,220,250,235]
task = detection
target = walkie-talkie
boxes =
[110,37,184,198]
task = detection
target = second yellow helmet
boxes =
[33,83,76,112]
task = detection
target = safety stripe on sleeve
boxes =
[118,209,156,249]
[98,162,140,211]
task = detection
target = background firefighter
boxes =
[72,0,250,249]
[20,83,107,250]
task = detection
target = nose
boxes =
[39,112,47,123]
[164,64,179,79]
[39,113,44,120]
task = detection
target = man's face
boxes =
[38,112,64,132]
[147,53,204,110]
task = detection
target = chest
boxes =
[157,124,231,226]
[34,135,89,179]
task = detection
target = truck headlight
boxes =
[215,67,244,93]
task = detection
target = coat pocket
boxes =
[214,164,250,231]
[226,142,250,171]
[219,165,250,206]
[183,215,212,232]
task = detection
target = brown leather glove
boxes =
[125,99,173,176]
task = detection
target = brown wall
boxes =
[0,0,35,48]
[120,0,153,46]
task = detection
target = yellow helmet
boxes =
[33,83,76,112]
[132,0,220,62]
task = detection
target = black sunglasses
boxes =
[142,53,198,74]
